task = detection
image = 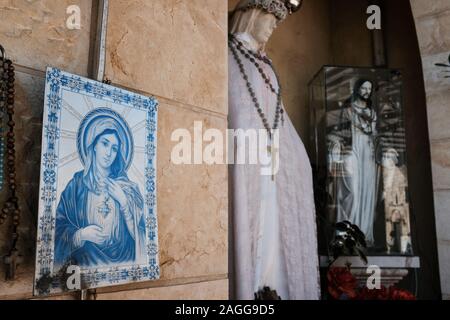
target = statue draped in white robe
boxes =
[229,1,320,300]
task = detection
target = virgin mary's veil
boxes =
[230,1,281,52]
[230,6,264,34]
[80,116,132,191]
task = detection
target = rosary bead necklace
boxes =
[0,44,22,280]
[229,34,284,137]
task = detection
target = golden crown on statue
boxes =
[235,0,303,21]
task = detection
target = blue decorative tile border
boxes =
[34,67,159,295]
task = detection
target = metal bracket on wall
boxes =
[81,0,110,300]
[91,0,109,83]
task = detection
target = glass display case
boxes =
[309,66,413,256]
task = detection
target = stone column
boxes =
[410,0,450,300]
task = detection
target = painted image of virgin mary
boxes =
[54,109,146,267]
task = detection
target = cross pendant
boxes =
[4,250,23,281]
[98,201,111,217]
[267,144,278,181]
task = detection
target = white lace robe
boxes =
[229,34,320,300]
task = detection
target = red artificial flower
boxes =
[356,286,390,300]
[389,287,416,300]
[327,267,358,299]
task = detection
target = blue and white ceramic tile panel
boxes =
[34,67,159,296]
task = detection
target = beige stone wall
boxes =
[410,0,450,300]
[102,0,229,299]
[228,0,332,147]
[0,0,228,300]
[0,0,94,300]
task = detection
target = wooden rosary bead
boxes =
[229,36,283,135]
[1,54,22,252]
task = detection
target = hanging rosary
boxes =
[0,44,22,280]
[228,34,285,137]
[229,34,285,180]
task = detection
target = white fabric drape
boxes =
[229,31,321,300]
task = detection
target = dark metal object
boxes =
[255,286,282,300]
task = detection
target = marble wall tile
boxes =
[0,0,93,75]
[415,10,450,56]
[156,103,228,280]
[437,241,450,297]
[105,0,228,115]
[427,89,450,141]
[434,191,450,242]
[430,140,450,190]
[410,0,450,19]
[1,0,229,300]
